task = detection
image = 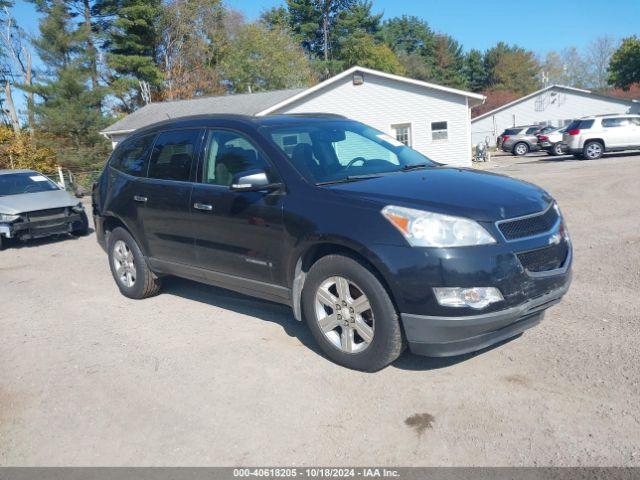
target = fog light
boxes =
[433,287,503,309]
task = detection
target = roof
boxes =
[0,169,36,175]
[257,66,486,116]
[472,85,640,123]
[101,88,305,135]
[102,66,486,138]
[120,113,360,139]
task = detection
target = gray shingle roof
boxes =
[102,88,305,135]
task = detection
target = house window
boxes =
[391,124,411,147]
[431,121,448,142]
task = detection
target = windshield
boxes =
[263,120,438,184]
[0,172,60,196]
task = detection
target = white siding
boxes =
[274,75,472,166]
[472,86,640,147]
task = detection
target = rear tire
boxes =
[302,254,404,371]
[513,142,529,156]
[551,143,564,156]
[107,227,161,299]
[583,141,604,160]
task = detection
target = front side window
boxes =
[264,120,436,185]
[391,124,411,146]
[431,121,448,141]
[0,172,60,197]
[110,134,155,177]
[148,129,201,182]
[201,130,272,186]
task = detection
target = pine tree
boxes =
[464,49,487,92]
[96,0,163,110]
[26,0,109,168]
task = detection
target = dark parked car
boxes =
[92,115,572,371]
[498,125,544,156]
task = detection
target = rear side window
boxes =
[110,134,155,177]
[566,120,594,130]
[148,129,201,182]
[602,118,630,128]
[503,128,523,135]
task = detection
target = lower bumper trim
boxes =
[401,282,570,357]
[408,312,543,357]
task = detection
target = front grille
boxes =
[498,205,559,240]
[26,208,68,221]
[517,240,569,273]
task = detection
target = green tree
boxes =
[464,49,487,92]
[96,0,163,110]
[492,48,540,95]
[339,32,404,74]
[259,6,291,32]
[286,0,355,60]
[381,15,432,55]
[220,23,313,94]
[26,0,110,168]
[428,34,467,89]
[608,36,640,90]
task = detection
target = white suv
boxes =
[563,114,640,159]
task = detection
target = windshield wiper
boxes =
[400,163,432,172]
[316,173,384,186]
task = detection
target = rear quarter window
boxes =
[503,128,523,135]
[566,120,594,131]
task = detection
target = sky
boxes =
[11,0,640,53]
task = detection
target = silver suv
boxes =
[563,114,640,159]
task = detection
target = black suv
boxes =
[92,114,572,371]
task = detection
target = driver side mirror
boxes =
[230,169,282,192]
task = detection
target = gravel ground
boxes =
[1,152,639,466]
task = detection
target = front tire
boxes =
[107,227,161,299]
[583,141,604,160]
[513,142,529,156]
[302,254,404,371]
[72,211,90,236]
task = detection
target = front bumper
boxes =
[402,277,571,356]
[1,208,84,241]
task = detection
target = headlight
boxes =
[381,205,496,247]
[0,213,20,223]
[72,203,85,213]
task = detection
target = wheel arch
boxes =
[584,138,606,148]
[290,240,398,322]
[102,215,148,256]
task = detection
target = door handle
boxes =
[133,195,148,203]
[193,202,213,211]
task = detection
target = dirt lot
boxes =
[1,152,639,466]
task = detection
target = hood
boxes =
[325,167,552,222]
[0,189,78,215]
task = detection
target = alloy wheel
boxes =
[586,143,602,159]
[112,240,136,288]
[314,276,374,354]
[515,144,528,155]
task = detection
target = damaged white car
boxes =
[0,169,89,250]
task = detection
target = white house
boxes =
[101,66,485,167]
[472,85,640,147]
